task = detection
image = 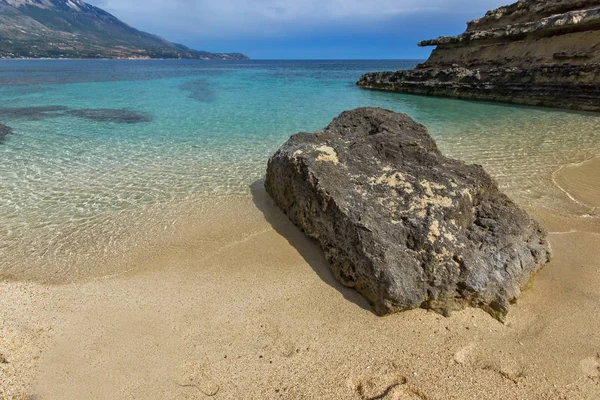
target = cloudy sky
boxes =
[86,0,509,59]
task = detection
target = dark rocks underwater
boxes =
[180,79,218,103]
[0,106,151,124]
[66,109,152,124]
[0,123,12,143]
[0,106,68,120]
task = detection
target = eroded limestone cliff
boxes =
[358,0,600,111]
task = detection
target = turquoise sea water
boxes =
[1,60,599,281]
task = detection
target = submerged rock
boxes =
[358,0,600,111]
[265,108,551,321]
[0,123,12,143]
[67,109,152,124]
[180,79,218,103]
[0,106,68,120]
[0,106,151,124]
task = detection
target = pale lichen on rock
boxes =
[315,145,340,164]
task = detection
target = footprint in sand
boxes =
[580,356,600,382]
[349,373,426,400]
[257,322,297,358]
[453,342,477,365]
[173,391,204,400]
[481,358,528,384]
[175,361,220,397]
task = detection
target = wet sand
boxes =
[554,156,600,211]
[1,179,600,399]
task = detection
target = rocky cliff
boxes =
[357,0,600,111]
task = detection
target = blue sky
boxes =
[87,0,509,59]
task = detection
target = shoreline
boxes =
[553,156,600,213]
[0,58,250,61]
[1,178,600,398]
[1,57,599,398]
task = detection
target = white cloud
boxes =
[88,0,509,38]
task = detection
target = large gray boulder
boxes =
[265,108,551,321]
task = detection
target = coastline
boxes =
[1,167,599,398]
[357,1,600,112]
[0,58,250,61]
[553,156,600,212]
[1,0,599,396]
[1,58,599,398]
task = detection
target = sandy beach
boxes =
[1,168,599,399]
[1,0,600,397]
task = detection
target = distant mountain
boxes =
[0,0,248,60]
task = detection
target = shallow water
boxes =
[0,60,599,282]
